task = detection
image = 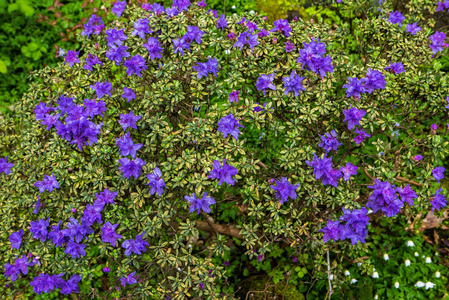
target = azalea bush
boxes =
[1,0,449,299]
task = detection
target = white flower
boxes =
[224,49,231,55]
[383,253,389,261]
[372,272,379,278]
[435,271,441,278]
[231,5,236,9]
[329,274,334,280]
[405,259,411,267]
[357,262,362,267]
[344,270,350,276]
[406,240,415,247]
[374,295,378,300]
[367,209,373,214]
[350,278,358,284]
[425,257,432,264]
[249,10,255,15]
[394,282,399,289]
[414,252,419,257]
[414,281,425,288]
[425,282,436,290]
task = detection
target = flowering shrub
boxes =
[1,0,449,298]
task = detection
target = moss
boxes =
[237,275,305,300]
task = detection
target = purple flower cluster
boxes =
[233,31,260,51]
[342,68,386,98]
[255,73,276,96]
[340,162,358,181]
[270,19,292,37]
[437,0,449,11]
[146,167,166,196]
[185,26,205,44]
[5,255,39,282]
[432,166,445,183]
[101,222,122,247]
[283,71,305,96]
[406,23,421,35]
[431,188,447,211]
[34,174,59,193]
[270,177,300,204]
[132,18,153,39]
[122,232,149,256]
[217,114,244,140]
[217,14,227,30]
[385,62,405,74]
[366,179,417,217]
[0,156,14,175]
[343,105,366,129]
[229,90,239,103]
[83,54,103,74]
[320,207,369,244]
[388,11,405,27]
[185,192,216,214]
[81,14,104,38]
[305,154,342,187]
[30,273,81,295]
[122,87,136,102]
[143,37,164,60]
[124,54,148,77]
[354,128,371,144]
[112,0,126,17]
[120,272,137,286]
[297,38,333,79]
[192,57,218,78]
[64,50,80,68]
[429,31,447,54]
[318,130,342,153]
[9,229,24,249]
[119,158,146,179]
[208,159,238,186]
[172,37,190,56]
[116,132,142,158]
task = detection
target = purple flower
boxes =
[229,90,239,103]
[101,222,122,247]
[112,0,126,17]
[119,111,141,131]
[116,132,142,158]
[305,154,342,187]
[120,272,137,286]
[255,73,276,96]
[83,54,103,74]
[118,158,146,179]
[0,156,14,175]
[83,99,106,119]
[173,0,190,11]
[132,18,152,39]
[208,8,218,17]
[48,220,69,247]
[208,159,238,186]
[432,166,445,183]
[41,114,61,131]
[429,31,447,54]
[14,255,32,276]
[285,41,295,52]
[406,23,421,35]
[122,87,136,102]
[172,37,190,56]
[30,217,50,242]
[385,62,404,75]
[143,37,163,60]
[431,188,447,211]
[297,38,333,78]
[94,188,118,207]
[66,217,93,243]
[35,102,55,120]
[65,240,86,258]
[431,124,437,132]
[343,106,366,130]
[81,14,104,37]
[413,155,423,161]
[89,81,113,99]
[270,19,292,37]
[103,267,110,273]
[361,68,386,93]
[64,50,80,67]
[81,203,103,226]
[318,129,342,152]
[34,173,59,193]
[233,31,259,51]
[124,54,148,77]
[338,208,369,244]
[4,263,19,282]
[246,21,259,33]
[217,114,244,140]
[57,94,74,115]
[270,177,300,204]
[396,184,418,206]
[354,128,371,144]
[227,32,235,40]
[9,229,24,250]
[33,197,40,214]
[185,192,216,214]
[166,6,180,17]
[184,26,205,44]
[437,0,449,11]
[282,70,305,96]
[224,261,230,266]
[105,28,127,47]
[258,28,270,37]
[146,167,166,196]
[388,11,405,26]
[122,232,149,256]
[106,45,130,66]
[343,77,364,98]
[217,14,227,30]
[60,274,82,295]
[319,220,342,242]
[367,179,403,217]
[192,57,218,78]
[340,162,358,181]
[197,0,207,7]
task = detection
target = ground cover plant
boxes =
[1,0,449,299]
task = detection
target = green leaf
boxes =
[0,60,7,74]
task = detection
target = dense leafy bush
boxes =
[1,0,449,299]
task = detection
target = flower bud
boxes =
[405,259,411,267]
[394,281,399,288]
[435,271,441,278]
[383,253,389,260]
